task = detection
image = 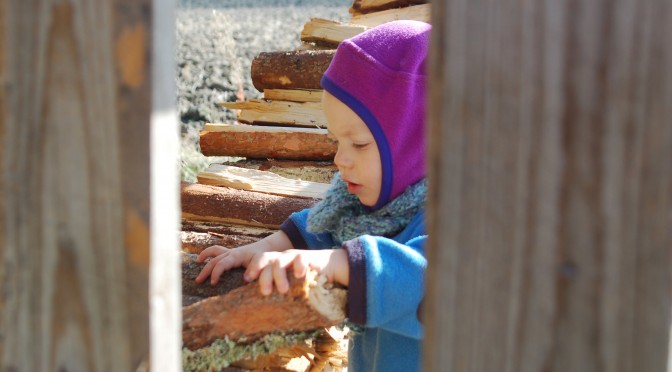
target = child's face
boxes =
[323,92,382,207]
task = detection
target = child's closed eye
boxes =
[353,142,370,149]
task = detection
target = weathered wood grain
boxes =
[0,0,180,370]
[424,1,672,372]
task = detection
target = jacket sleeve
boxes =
[343,213,427,340]
[279,208,336,249]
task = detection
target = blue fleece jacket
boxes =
[280,208,427,372]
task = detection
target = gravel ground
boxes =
[177,0,351,181]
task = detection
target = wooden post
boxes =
[0,0,180,370]
[425,1,672,371]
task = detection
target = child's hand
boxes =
[195,231,293,285]
[245,249,349,296]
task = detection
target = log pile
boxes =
[181,0,431,370]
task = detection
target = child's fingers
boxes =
[196,245,227,262]
[209,255,238,285]
[292,253,308,279]
[258,265,274,296]
[273,260,290,294]
[195,254,222,283]
[245,252,271,281]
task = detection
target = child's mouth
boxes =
[346,181,362,194]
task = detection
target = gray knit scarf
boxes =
[307,173,427,245]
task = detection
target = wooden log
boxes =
[220,98,327,128]
[251,50,335,91]
[181,182,318,228]
[183,295,205,307]
[350,3,430,27]
[200,124,337,161]
[181,220,276,239]
[263,88,323,103]
[181,252,248,300]
[301,18,369,46]
[197,164,330,199]
[222,159,337,184]
[353,0,428,13]
[182,268,346,349]
[181,230,263,254]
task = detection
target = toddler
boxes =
[196,20,431,371]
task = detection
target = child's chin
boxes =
[358,196,376,208]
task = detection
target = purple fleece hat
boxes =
[321,20,431,209]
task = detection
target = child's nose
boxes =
[334,146,351,168]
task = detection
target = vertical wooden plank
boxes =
[149,0,181,370]
[425,0,672,371]
[0,0,180,369]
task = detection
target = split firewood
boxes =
[220,98,327,128]
[301,18,369,46]
[351,0,428,14]
[222,158,337,184]
[251,50,335,91]
[181,182,318,228]
[263,88,323,103]
[181,220,275,239]
[182,268,347,350]
[350,3,431,27]
[197,164,331,199]
[181,252,248,300]
[200,124,337,161]
[181,230,263,254]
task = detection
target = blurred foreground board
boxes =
[197,164,330,199]
[182,268,346,350]
[200,124,337,161]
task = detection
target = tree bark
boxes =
[251,50,335,91]
[200,125,337,161]
[181,252,248,300]
[182,269,346,350]
[181,182,318,228]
